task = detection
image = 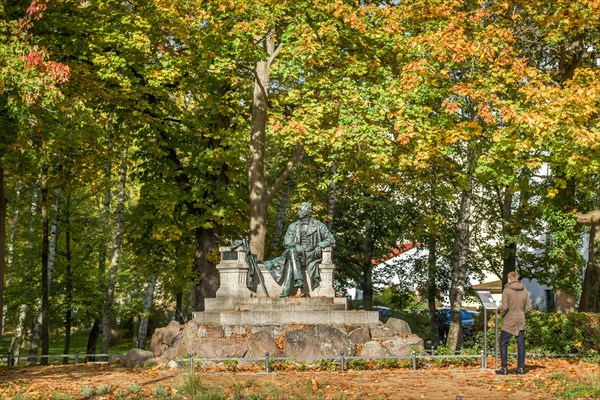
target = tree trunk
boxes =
[0,163,5,339]
[248,48,272,261]
[361,218,375,310]
[427,237,440,348]
[31,172,61,366]
[447,177,473,352]
[590,225,600,313]
[6,182,23,365]
[175,291,184,323]
[500,190,516,285]
[24,181,40,365]
[40,165,50,365]
[85,320,101,362]
[9,304,28,365]
[578,188,600,312]
[63,194,72,364]
[137,274,157,349]
[270,176,294,256]
[192,226,221,311]
[101,157,127,355]
[248,37,302,260]
[86,158,112,360]
[579,220,600,312]
[326,163,337,230]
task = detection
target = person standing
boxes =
[496,271,532,375]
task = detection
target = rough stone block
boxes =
[347,325,371,344]
[370,325,397,339]
[360,341,387,357]
[283,325,355,357]
[381,334,425,356]
[124,348,154,368]
[245,331,281,358]
[385,318,412,335]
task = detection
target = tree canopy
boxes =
[1,0,598,357]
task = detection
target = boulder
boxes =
[347,325,371,344]
[245,331,281,359]
[124,348,155,368]
[163,320,183,344]
[381,334,425,356]
[369,325,397,340]
[150,328,167,357]
[283,325,354,357]
[167,359,183,370]
[360,341,387,357]
[151,320,425,362]
[385,318,412,335]
[163,320,203,358]
[193,338,250,358]
[151,320,184,357]
[144,356,169,369]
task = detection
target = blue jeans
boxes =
[499,329,526,369]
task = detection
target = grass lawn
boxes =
[0,328,147,364]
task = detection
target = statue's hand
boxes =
[314,246,322,259]
[294,244,303,253]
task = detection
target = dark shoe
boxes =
[279,290,289,298]
[515,368,525,375]
[294,279,304,288]
[495,368,508,375]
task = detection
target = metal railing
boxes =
[2,350,595,370]
[173,350,486,374]
[0,352,115,367]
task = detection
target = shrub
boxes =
[317,358,339,371]
[347,358,367,371]
[372,358,402,369]
[151,385,170,399]
[223,359,238,372]
[526,312,600,354]
[474,312,600,356]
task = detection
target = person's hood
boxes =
[505,281,524,291]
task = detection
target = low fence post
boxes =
[265,352,270,373]
[340,353,345,372]
[7,352,12,368]
[75,351,79,365]
[411,351,417,371]
[480,350,485,369]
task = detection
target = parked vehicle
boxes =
[437,308,475,341]
[373,306,393,320]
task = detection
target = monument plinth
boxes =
[193,246,379,325]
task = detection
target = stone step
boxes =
[192,310,380,325]
[204,297,348,312]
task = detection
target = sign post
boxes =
[475,291,498,369]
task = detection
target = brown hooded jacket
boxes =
[500,280,533,336]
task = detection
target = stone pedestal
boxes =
[197,296,380,325]
[215,247,252,298]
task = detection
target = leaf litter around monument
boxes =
[0,358,598,399]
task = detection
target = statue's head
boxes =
[297,202,313,219]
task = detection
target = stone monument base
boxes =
[194,296,379,325]
[150,317,424,360]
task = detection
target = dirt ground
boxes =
[0,358,597,399]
